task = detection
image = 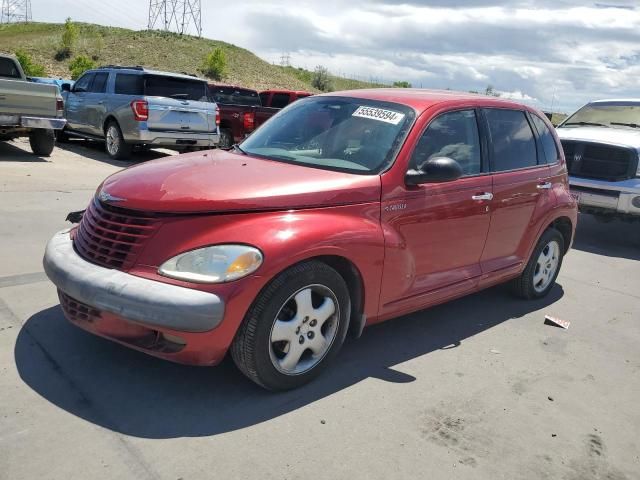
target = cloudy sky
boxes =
[31,0,640,112]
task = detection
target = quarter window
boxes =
[484,109,537,171]
[410,110,482,176]
[530,114,560,164]
[114,74,143,95]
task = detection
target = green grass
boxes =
[0,22,385,93]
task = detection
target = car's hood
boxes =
[556,126,640,152]
[99,149,381,213]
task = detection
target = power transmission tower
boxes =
[279,52,291,67]
[148,0,202,37]
[1,0,32,24]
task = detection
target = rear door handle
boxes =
[472,192,494,201]
[537,182,552,190]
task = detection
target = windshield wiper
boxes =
[563,121,608,127]
[610,122,640,129]
[231,144,247,155]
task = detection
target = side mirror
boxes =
[61,83,71,92]
[405,156,463,185]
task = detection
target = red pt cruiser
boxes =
[44,90,577,390]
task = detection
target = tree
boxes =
[202,48,226,80]
[393,81,412,88]
[56,18,78,60]
[14,50,45,77]
[312,65,332,92]
[485,85,500,97]
[69,55,96,80]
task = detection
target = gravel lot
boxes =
[1,139,639,480]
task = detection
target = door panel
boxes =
[65,73,93,133]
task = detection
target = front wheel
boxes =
[105,121,133,160]
[29,129,55,156]
[512,228,565,299]
[231,261,351,391]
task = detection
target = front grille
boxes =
[74,199,160,270]
[59,291,101,323]
[562,140,638,181]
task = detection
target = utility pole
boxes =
[1,0,32,24]
[148,0,202,37]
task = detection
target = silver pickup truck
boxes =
[60,66,219,159]
[0,53,66,156]
[556,99,640,222]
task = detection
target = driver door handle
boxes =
[472,192,493,201]
[537,182,552,190]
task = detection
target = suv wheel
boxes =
[513,227,565,299]
[29,129,55,156]
[231,261,351,391]
[105,121,133,160]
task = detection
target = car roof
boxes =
[261,89,312,95]
[89,66,206,82]
[209,83,258,93]
[321,88,540,114]
[589,99,640,105]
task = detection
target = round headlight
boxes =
[158,245,263,283]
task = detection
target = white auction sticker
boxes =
[352,106,405,125]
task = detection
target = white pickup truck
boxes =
[0,53,66,156]
[556,99,640,222]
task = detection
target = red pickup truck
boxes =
[260,89,312,108]
[209,84,278,148]
[44,89,577,390]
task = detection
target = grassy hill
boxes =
[0,22,386,92]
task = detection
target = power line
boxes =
[1,0,31,24]
[148,0,201,37]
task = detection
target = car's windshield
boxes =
[210,86,261,106]
[239,96,415,174]
[560,102,640,129]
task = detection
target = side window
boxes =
[259,92,270,106]
[73,73,94,92]
[410,110,482,176]
[271,93,291,109]
[114,74,143,95]
[89,72,109,93]
[484,109,537,171]
[530,114,560,164]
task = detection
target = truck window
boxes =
[210,86,261,106]
[144,75,208,102]
[259,92,270,106]
[484,109,538,171]
[90,72,109,94]
[0,58,21,79]
[411,110,482,176]
[271,93,291,109]
[530,114,560,164]
[114,74,143,95]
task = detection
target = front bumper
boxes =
[43,230,225,333]
[569,176,640,217]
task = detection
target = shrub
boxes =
[393,81,412,88]
[69,55,96,80]
[312,65,332,92]
[14,49,45,77]
[202,48,226,80]
[56,18,78,60]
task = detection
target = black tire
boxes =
[104,121,133,160]
[512,227,565,299]
[231,261,351,391]
[29,129,55,156]
[218,128,233,149]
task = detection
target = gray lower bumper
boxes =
[570,176,640,216]
[133,129,219,147]
[43,230,225,332]
[21,116,67,130]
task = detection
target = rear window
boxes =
[0,58,21,79]
[210,86,260,106]
[114,74,143,95]
[144,75,208,102]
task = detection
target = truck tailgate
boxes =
[0,79,58,118]
[146,97,215,133]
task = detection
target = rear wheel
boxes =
[29,129,55,156]
[231,261,351,391]
[105,121,133,160]
[512,228,564,299]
